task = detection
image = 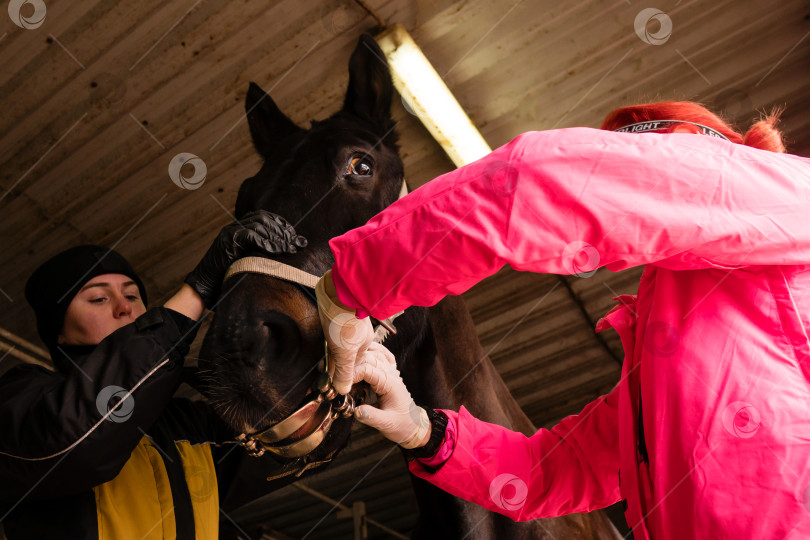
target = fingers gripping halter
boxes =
[223,261,380,460]
[220,185,407,460]
[232,344,356,459]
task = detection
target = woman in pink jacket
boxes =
[313,102,810,539]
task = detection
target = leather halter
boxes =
[223,258,402,459]
[222,261,356,460]
[221,181,408,477]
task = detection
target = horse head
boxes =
[198,35,624,540]
[198,35,410,467]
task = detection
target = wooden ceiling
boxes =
[1,0,808,538]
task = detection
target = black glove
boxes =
[184,210,307,309]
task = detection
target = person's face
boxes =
[57,273,146,346]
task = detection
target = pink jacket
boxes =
[329,128,810,539]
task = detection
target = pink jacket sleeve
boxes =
[329,128,810,319]
[409,385,622,520]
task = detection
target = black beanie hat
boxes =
[24,245,148,355]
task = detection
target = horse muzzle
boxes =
[233,350,359,459]
[221,255,400,460]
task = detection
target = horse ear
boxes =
[342,34,395,137]
[245,82,302,159]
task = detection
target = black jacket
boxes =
[0,308,288,539]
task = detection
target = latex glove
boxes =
[185,210,307,309]
[315,271,375,395]
[353,344,430,449]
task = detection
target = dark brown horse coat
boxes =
[199,34,621,539]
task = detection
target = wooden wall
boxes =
[1,0,808,537]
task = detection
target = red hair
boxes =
[600,101,786,153]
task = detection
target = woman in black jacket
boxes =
[0,211,304,540]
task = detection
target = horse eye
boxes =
[346,157,372,177]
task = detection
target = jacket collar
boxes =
[51,343,97,373]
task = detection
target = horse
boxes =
[198,34,622,539]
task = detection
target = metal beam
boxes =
[292,483,408,540]
[556,276,623,366]
[0,327,54,371]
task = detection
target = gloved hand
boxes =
[315,270,375,395]
[353,343,430,449]
[185,210,307,309]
